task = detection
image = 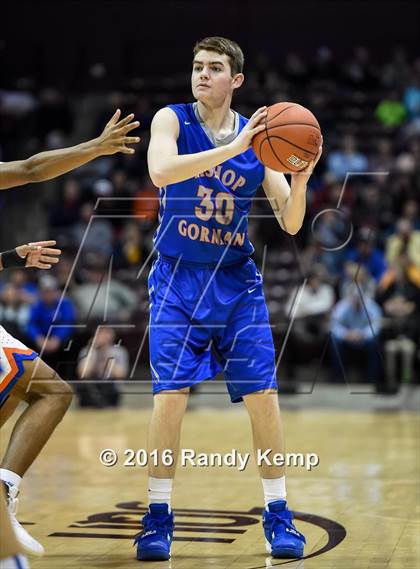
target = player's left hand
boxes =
[16,240,62,269]
[290,141,323,191]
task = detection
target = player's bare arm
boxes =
[148,106,267,187]
[0,110,140,190]
[263,144,323,235]
[0,240,61,271]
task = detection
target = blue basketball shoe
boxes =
[135,503,174,561]
[263,500,306,558]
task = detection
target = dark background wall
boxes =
[1,0,419,87]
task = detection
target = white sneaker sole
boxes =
[13,523,45,557]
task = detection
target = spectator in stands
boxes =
[395,139,420,176]
[284,52,308,87]
[311,46,338,82]
[49,178,83,234]
[376,258,419,388]
[26,274,76,370]
[0,283,30,340]
[403,75,420,120]
[352,183,384,229]
[369,138,394,172]
[76,327,129,407]
[0,269,38,304]
[111,169,132,196]
[71,261,137,321]
[54,255,74,290]
[284,271,335,379]
[326,135,369,181]
[340,262,376,299]
[342,46,377,89]
[330,287,382,386]
[311,208,352,278]
[286,271,335,319]
[113,222,145,270]
[386,218,420,277]
[401,199,420,230]
[346,227,387,283]
[33,88,74,139]
[71,201,114,257]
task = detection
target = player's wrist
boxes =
[290,176,308,193]
[0,249,27,269]
[227,137,244,157]
[83,138,104,158]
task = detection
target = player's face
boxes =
[191,50,242,103]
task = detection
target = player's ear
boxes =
[232,73,244,90]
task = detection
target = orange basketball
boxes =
[252,102,322,172]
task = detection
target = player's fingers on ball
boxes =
[252,124,266,136]
[251,113,267,128]
[254,106,267,115]
[252,107,267,119]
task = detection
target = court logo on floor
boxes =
[49,502,346,561]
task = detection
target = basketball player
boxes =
[135,37,322,561]
[0,109,140,558]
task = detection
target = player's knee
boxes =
[41,378,73,413]
[154,390,189,415]
[58,380,73,410]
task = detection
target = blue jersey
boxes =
[153,103,265,267]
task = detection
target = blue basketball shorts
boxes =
[148,256,277,403]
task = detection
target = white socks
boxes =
[0,469,21,490]
[261,476,287,508]
[148,477,173,511]
[147,475,285,511]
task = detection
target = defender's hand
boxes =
[16,240,62,269]
[96,110,141,155]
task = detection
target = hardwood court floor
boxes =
[1,405,419,568]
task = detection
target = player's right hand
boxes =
[97,110,141,155]
[231,106,267,155]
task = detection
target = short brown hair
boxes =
[193,36,244,76]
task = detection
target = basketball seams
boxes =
[267,135,318,158]
[266,122,321,132]
[260,138,293,171]
[266,104,296,123]
[264,126,304,172]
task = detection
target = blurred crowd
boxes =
[0,45,419,399]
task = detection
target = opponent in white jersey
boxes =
[0,110,140,562]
